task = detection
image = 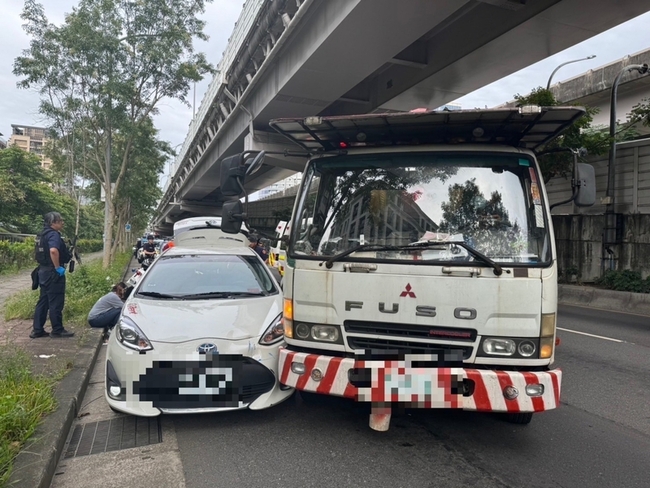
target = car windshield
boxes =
[136,253,278,299]
[290,152,551,265]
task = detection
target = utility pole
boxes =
[604,63,648,244]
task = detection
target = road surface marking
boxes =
[557,327,630,344]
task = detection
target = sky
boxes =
[1,1,650,183]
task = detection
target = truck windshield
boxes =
[290,152,551,265]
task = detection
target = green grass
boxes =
[0,253,130,486]
[0,347,57,487]
[4,252,130,325]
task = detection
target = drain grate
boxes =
[64,416,162,458]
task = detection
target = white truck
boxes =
[269,220,290,276]
[219,106,595,431]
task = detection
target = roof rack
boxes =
[269,106,586,152]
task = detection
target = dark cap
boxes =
[248,235,259,243]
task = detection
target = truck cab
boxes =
[219,106,595,431]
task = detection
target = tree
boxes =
[0,146,103,238]
[14,0,214,267]
[513,87,621,182]
[628,97,650,128]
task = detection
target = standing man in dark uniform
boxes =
[31,212,75,338]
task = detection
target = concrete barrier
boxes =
[559,284,650,317]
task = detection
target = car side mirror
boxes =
[574,163,596,207]
[221,200,244,234]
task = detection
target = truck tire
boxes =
[505,412,533,424]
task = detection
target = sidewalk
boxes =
[0,252,118,488]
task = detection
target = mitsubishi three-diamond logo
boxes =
[400,283,416,298]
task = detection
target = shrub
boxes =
[0,238,35,274]
[0,238,103,275]
[595,270,650,293]
[75,239,103,253]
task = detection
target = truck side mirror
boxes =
[221,200,244,234]
[220,154,246,197]
[245,151,265,176]
[220,152,266,197]
[574,163,596,207]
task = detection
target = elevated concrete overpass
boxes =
[153,0,650,234]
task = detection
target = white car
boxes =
[105,243,293,416]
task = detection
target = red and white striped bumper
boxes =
[279,349,561,413]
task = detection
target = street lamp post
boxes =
[546,55,597,90]
[603,63,649,247]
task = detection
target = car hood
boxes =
[123,295,282,342]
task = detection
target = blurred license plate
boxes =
[358,366,462,407]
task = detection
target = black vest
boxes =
[35,228,71,266]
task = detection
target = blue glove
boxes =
[56,266,66,277]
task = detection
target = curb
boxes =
[559,284,650,317]
[8,256,135,488]
[8,329,104,488]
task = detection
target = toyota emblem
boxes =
[197,343,217,354]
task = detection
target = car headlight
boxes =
[260,314,284,345]
[115,316,153,351]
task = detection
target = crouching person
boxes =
[88,282,126,330]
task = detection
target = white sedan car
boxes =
[105,245,293,416]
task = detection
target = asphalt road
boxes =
[52,304,650,488]
[170,305,650,488]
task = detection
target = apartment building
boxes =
[8,124,53,170]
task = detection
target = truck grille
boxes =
[346,336,473,359]
[344,320,476,342]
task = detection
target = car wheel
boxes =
[505,412,533,425]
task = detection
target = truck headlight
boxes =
[479,337,540,358]
[311,325,340,343]
[517,340,536,357]
[295,323,311,339]
[482,338,516,356]
[260,314,284,345]
[115,316,153,352]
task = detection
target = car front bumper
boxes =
[105,335,293,416]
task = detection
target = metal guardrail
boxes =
[0,233,36,243]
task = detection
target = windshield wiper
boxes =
[407,240,503,276]
[176,291,267,299]
[137,291,179,299]
[322,244,400,269]
[175,292,233,299]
